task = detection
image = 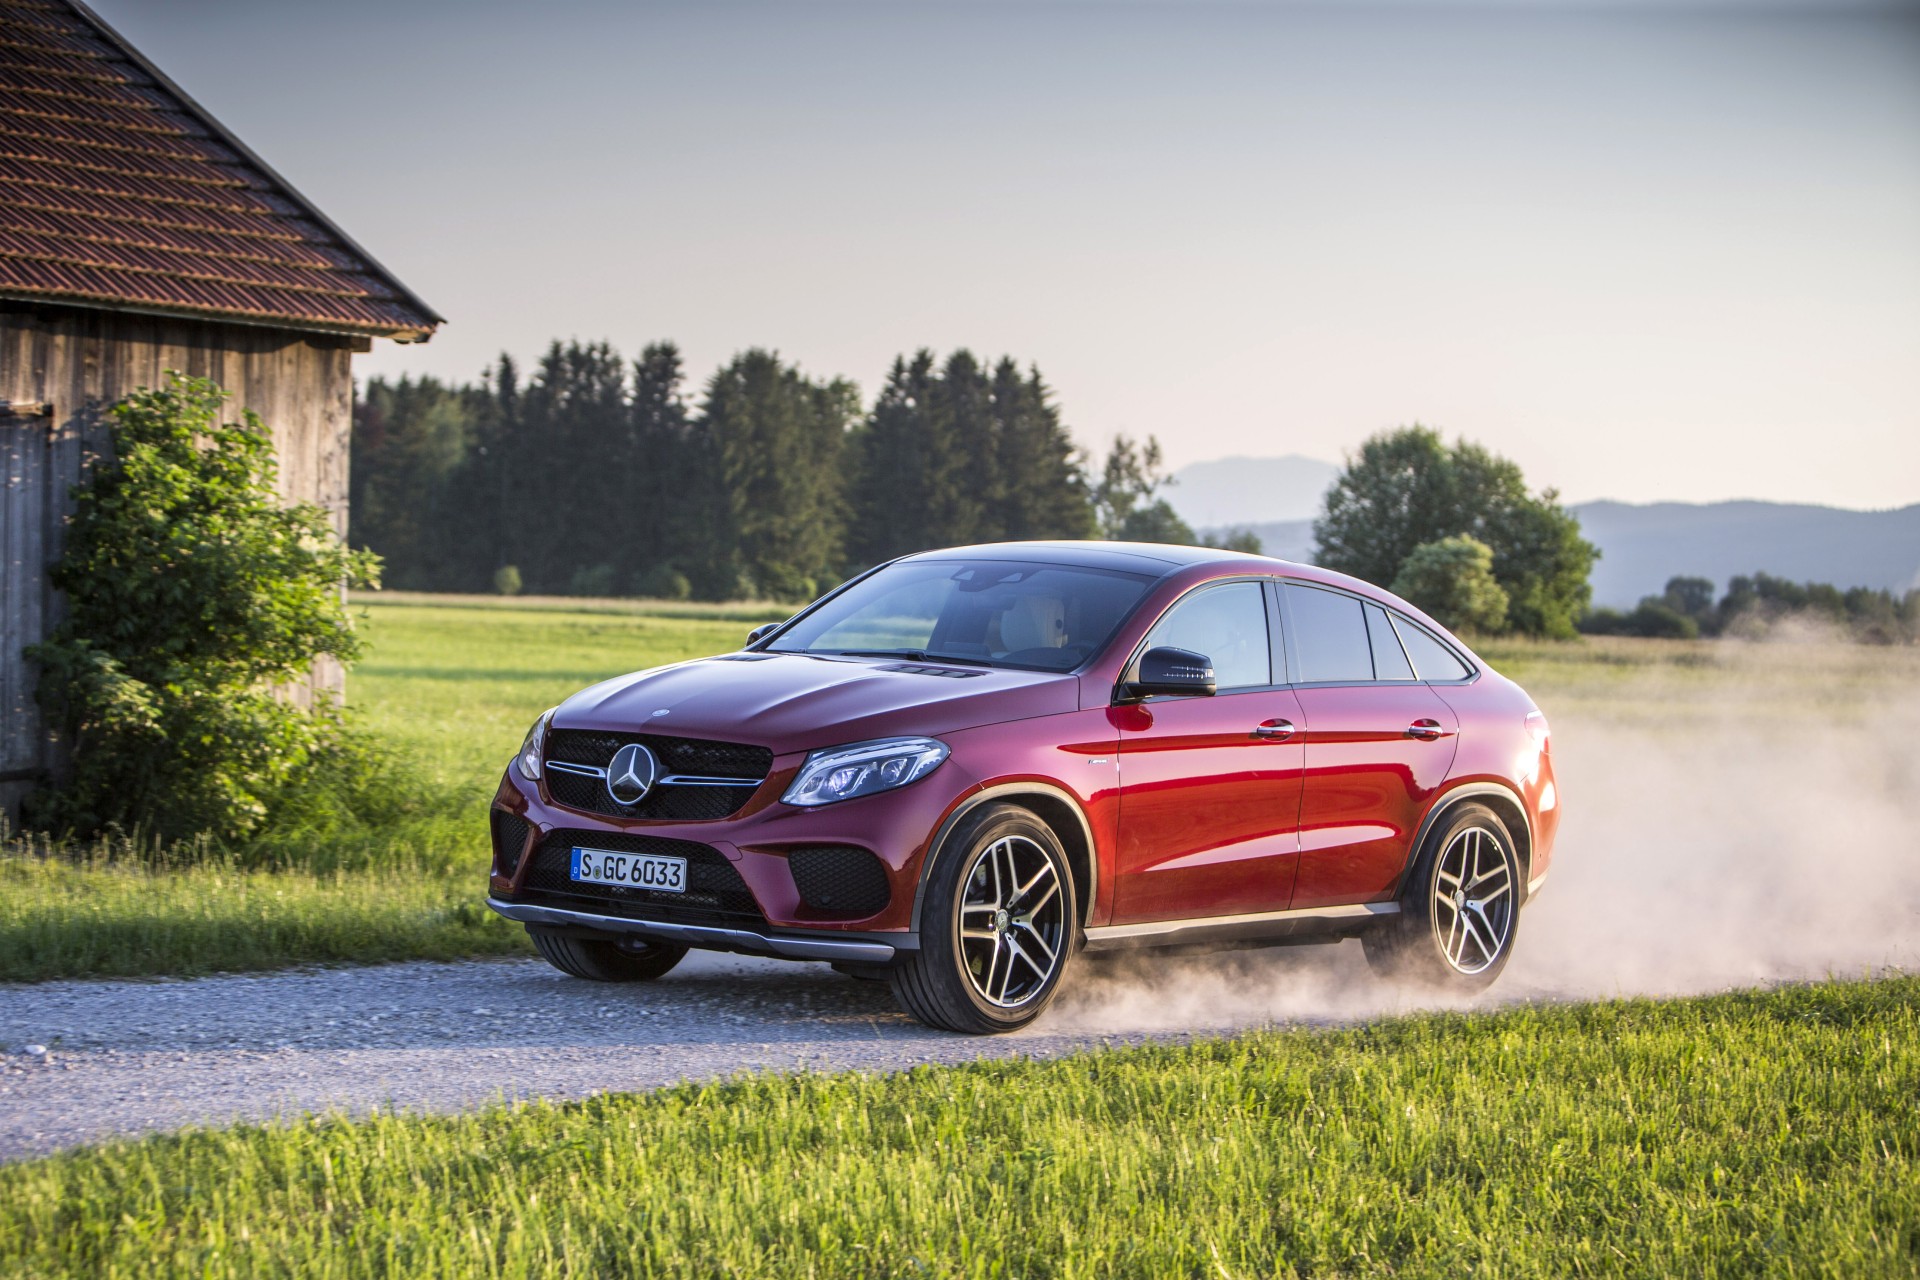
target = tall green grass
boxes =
[0,601,762,983]
[6,977,1916,1277]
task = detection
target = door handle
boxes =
[1406,718,1453,741]
[1253,719,1295,740]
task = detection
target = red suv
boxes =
[487,542,1558,1033]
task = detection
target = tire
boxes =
[890,804,1078,1034]
[1363,802,1522,991]
[529,927,688,982]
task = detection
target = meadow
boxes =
[2,598,1915,984]
[3,976,1916,1277]
[0,597,784,983]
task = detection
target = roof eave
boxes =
[63,0,444,336]
[0,288,435,343]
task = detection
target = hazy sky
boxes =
[96,1,1920,509]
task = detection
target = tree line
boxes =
[350,341,1257,603]
[1582,573,1920,644]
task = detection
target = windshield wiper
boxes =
[831,649,997,668]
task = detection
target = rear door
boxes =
[1111,580,1306,923]
[1283,584,1460,909]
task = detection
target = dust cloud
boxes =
[1044,643,1920,1034]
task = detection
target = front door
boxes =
[1112,581,1305,923]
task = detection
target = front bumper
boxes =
[488,752,974,943]
[486,896,901,964]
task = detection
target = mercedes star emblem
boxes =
[605,742,659,807]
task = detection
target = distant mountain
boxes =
[1204,491,1920,608]
[1166,454,1339,528]
[1570,500,1920,607]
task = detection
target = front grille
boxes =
[490,808,530,875]
[543,728,772,821]
[547,729,772,778]
[788,845,893,917]
[516,828,766,927]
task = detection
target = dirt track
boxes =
[1,946,1369,1162]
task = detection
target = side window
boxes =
[1365,604,1416,681]
[1390,614,1473,681]
[1143,582,1271,690]
[1284,584,1374,684]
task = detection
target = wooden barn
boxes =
[0,0,441,822]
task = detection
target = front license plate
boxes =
[570,847,687,893]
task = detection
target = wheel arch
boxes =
[908,783,1100,934]
[1396,782,1534,902]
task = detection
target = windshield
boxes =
[768,559,1157,672]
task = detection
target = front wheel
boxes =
[529,927,688,982]
[1364,802,1521,991]
[890,804,1078,1034]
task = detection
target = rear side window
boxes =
[1144,581,1271,690]
[1391,614,1473,681]
[1365,604,1416,680]
[1285,584,1374,684]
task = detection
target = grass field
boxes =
[5,976,1916,1277]
[3,599,1915,983]
[0,599,782,983]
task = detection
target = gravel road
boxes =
[0,944,1396,1162]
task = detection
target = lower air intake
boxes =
[788,845,892,917]
[490,808,531,876]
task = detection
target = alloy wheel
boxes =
[957,834,1068,1007]
[1428,825,1515,975]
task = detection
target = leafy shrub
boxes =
[567,563,618,597]
[492,564,523,596]
[27,376,381,846]
[1390,535,1510,634]
[636,564,692,601]
[1200,527,1264,554]
[1580,603,1699,639]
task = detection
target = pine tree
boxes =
[629,341,696,584]
[847,352,938,566]
[992,360,1095,541]
[925,349,992,548]
[698,350,855,600]
[349,375,479,590]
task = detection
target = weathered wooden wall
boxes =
[0,301,356,825]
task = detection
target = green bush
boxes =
[1390,535,1510,634]
[492,564,523,596]
[567,563,618,597]
[636,563,693,601]
[27,376,380,846]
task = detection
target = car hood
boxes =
[555,652,1079,752]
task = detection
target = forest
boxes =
[350,341,1237,603]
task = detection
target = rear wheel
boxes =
[1364,802,1521,990]
[891,805,1077,1034]
[529,927,688,982]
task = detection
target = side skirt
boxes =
[1081,902,1400,953]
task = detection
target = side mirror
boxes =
[747,623,780,647]
[1122,646,1217,701]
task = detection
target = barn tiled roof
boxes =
[0,0,440,341]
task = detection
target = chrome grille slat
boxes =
[541,728,773,821]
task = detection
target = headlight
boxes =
[782,737,949,807]
[516,709,555,781]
